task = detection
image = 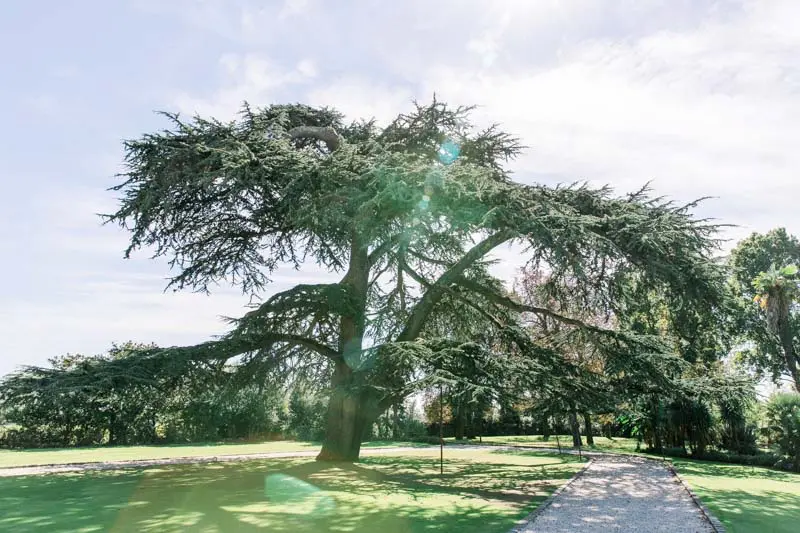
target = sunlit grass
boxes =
[0,440,430,469]
[671,459,800,533]
[0,448,584,532]
[447,435,640,454]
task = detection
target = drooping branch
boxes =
[457,275,674,362]
[456,276,594,331]
[401,262,505,330]
[398,229,515,341]
[288,126,342,152]
[239,333,341,362]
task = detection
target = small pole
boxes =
[555,433,562,455]
[578,442,582,460]
[439,383,444,475]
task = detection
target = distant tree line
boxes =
[0,342,330,448]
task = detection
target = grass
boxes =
[0,448,584,532]
[447,434,640,454]
[0,440,430,469]
[671,458,800,533]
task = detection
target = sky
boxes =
[1,0,799,376]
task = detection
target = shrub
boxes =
[410,435,442,445]
[647,447,786,470]
[765,392,800,471]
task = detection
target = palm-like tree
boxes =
[753,265,800,391]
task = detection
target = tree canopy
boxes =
[9,99,727,461]
[730,228,800,391]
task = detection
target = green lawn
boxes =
[449,435,640,454]
[0,440,429,469]
[671,459,800,533]
[0,448,584,532]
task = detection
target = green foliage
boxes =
[614,366,757,459]
[729,228,800,389]
[7,99,730,459]
[0,343,329,448]
[657,447,784,468]
[765,392,800,470]
[287,388,326,441]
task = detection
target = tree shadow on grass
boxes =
[0,452,579,533]
[672,459,800,481]
[689,486,800,533]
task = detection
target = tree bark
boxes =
[453,401,466,440]
[316,360,373,461]
[542,416,551,442]
[651,398,663,453]
[569,411,583,447]
[777,318,800,392]
[583,412,594,445]
[391,404,401,440]
[317,237,370,462]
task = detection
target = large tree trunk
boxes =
[391,404,401,440]
[569,411,583,447]
[777,318,800,392]
[650,398,663,453]
[317,360,374,461]
[317,237,370,462]
[542,416,551,442]
[583,412,594,445]
[453,400,466,440]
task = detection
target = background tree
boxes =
[765,392,800,471]
[730,228,800,391]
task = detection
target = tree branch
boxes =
[397,229,515,341]
[401,263,505,329]
[263,333,342,361]
[288,126,341,152]
[455,276,599,331]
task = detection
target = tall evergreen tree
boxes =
[29,99,722,461]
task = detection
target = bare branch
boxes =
[262,332,342,361]
[455,276,598,331]
[288,126,341,152]
[398,229,515,341]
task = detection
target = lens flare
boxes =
[264,473,335,516]
[437,139,460,165]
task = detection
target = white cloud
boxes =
[9,0,800,375]
[172,54,318,119]
[26,94,59,116]
[278,0,312,20]
[158,0,800,268]
[307,78,415,126]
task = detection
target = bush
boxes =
[409,435,442,445]
[647,447,786,470]
[765,392,800,471]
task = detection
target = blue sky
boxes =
[1,0,799,376]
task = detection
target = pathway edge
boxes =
[666,463,727,533]
[507,457,594,533]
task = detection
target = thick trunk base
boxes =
[583,412,594,446]
[569,412,583,448]
[316,361,372,462]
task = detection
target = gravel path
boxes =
[514,453,715,533]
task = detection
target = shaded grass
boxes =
[448,435,640,454]
[0,448,583,532]
[671,459,800,533]
[0,440,429,469]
